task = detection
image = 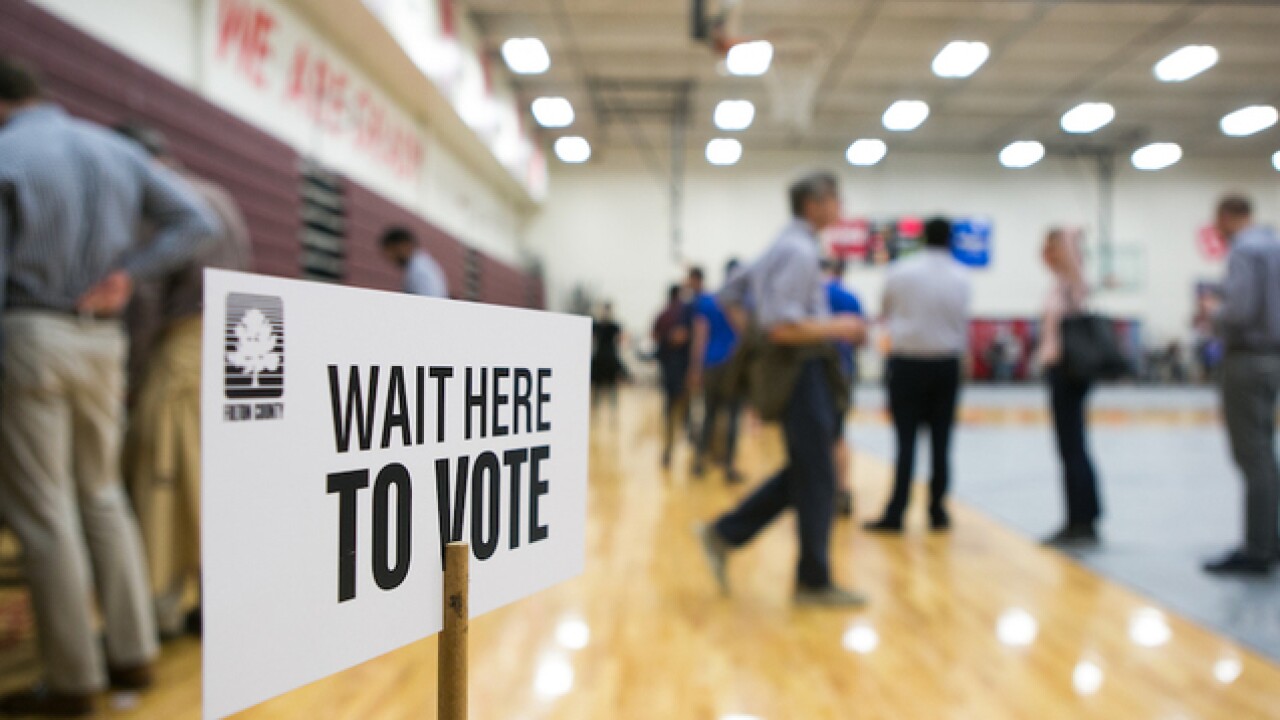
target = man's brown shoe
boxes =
[0,686,94,717]
[108,663,154,691]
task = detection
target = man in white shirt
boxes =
[379,226,449,298]
[866,218,972,533]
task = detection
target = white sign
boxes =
[201,270,590,718]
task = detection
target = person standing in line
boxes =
[825,258,865,518]
[866,218,971,534]
[653,283,692,468]
[699,171,869,607]
[591,302,625,409]
[688,264,744,483]
[379,225,449,298]
[1037,228,1104,547]
[115,122,253,639]
[1203,196,1280,575]
[0,57,217,717]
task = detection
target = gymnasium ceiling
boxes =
[466,0,1280,164]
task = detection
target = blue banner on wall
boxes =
[951,217,993,268]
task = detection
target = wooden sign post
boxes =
[438,543,469,720]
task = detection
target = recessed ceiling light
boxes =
[531,97,574,128]
[846,139,887,166]
[725,41,773,77]
[1153,45,1217,83]
[554,136,591,163]
[501,37,550,75]
[999,141,1045,169]
[714,100,755,131]
[1061,102,1116,134]
[883,100,929,132]
[706,138,743,166]
[1131,142,1181,171]
[1220,105,1278,137]
[932,41,990,79]
[1273,150,1280,171]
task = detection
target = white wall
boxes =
[30,0,530,264]
[529,149,1280,350]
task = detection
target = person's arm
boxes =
[123,161,218,281]
[80,161,217,314]
[1214,248,1259,333]
[768,315,865,345]
[757,252,865,346]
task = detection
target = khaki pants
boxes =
[0,312,157,693]
[126,316,202,635]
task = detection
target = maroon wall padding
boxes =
[481,255,533,308]
[0,0,302,278]
[2,0,546,308]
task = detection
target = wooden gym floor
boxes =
[2,387,1280,719]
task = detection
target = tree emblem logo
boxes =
[224,293,285,399]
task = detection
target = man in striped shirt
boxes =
[0,57,216,717]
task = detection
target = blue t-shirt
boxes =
[692,293,738,368]
[826,279,864,379]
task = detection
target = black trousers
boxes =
[884,356,961,520]
[715,359,836,588]
[1047,365,1101,526]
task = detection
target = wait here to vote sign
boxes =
[201,270,591,718]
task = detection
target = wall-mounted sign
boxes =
[824,215,994,268]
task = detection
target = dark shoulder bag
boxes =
[1061,313,1131,383]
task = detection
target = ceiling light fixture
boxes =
[1220,105,1278,137]
[932,41,990,79]
[531,97,575,128]
[883,100,930,132]
[1273,150,1280,172]
[1153,45,1218,83]
[1061,102,1116,134]
[554,136,591,164]
[706,138,743,166]
[1131,142,1181,171]
[714,100,756,131]
[846,138,887,166]
[725,41,773,77]
[999,140,1045,169]
[501,37,550,75]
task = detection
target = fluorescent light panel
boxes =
[1131,142,1181,171]
[1220,105,1278,137]
[999,141,1045,169]
[932,41,990,78]
[725,41,773,77]
[883,100,929,132]
[531,97,574,128]
[1273,150,1280,172]
[554,136,591,163]
[1153,45,1217,83]
[502,37,550,75]
[714,100,755,131]
[706,138,743,166]
[1061,102,1115,134]
[846,139,887,166]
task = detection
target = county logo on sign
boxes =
[223,293,285,421]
